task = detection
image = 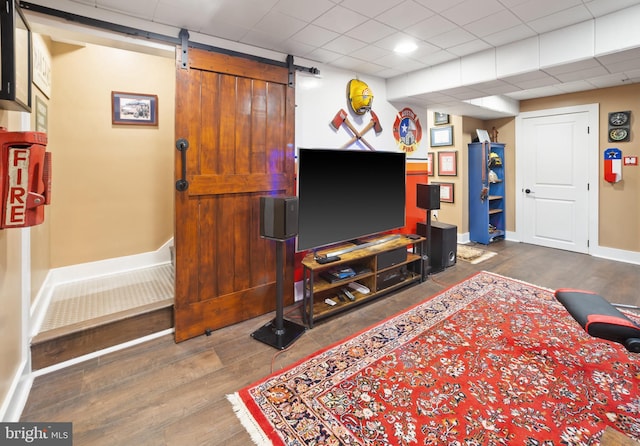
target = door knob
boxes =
[525,188,532,194]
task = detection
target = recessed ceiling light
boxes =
[394,41,417,54]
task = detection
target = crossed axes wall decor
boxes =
[330,108,382,151]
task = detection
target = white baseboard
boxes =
[49,238,174,285]
[0,360,31,422]
[592,245,640,266]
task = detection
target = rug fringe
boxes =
[226,393,273,446]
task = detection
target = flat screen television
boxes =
[296,148,406,253]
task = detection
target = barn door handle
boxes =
[175,138,189,191]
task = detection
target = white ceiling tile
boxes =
[505,85,563,100]
[510,0,583,22]
[473,80,521,95]
[323,35,368,54]
[375,67,406,78]
[373,32,421,52]
[304,47,343,63]
[191,0,273,29]
[350,44,390,61]
[329,55,368,71]
[291,25,340,48]
[440,0,506,26]
[483,24,536,46]
[96,0,157,18]
[447,39,492,57]
[413,0,466,14]
[551,65,609,82]
[240,29,287,50]
[254,11,307,38]
[465,10,523,37]
[411,49,458,67]
[429,28,476,49]
[508,72,559,89]
[199,19,250,41]
[280,40,316,57]
[409,41,446,58]
[551,80,594,93]
[374,0,434,29]
[600,56,640,73]
[339,0,404,18]
[543,58,602,76]
[345,20,397,44]
[405,14,457,41]
[314,5,368,33]
[274,0,335,22]
[377,53,432,72]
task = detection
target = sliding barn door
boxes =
[174,48,296,342]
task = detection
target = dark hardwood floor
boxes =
[20,241,640,445]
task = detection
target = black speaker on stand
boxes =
[251,196,306,350]
[416,184,441,278]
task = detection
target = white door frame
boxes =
[515,104,599,253]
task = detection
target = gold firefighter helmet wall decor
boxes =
[347,79,373,115]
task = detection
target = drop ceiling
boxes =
[22,0,640,118]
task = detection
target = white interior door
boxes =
[517,107,596,253]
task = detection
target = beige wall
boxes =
[428,114,516,236]
[30,34,52,305]
[49,42,175,267]
[1,38,176,415]
[520,84,639,251]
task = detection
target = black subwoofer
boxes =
[260,196,298,240]
[417,221,457,273]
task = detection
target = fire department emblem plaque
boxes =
[393,107,422,153]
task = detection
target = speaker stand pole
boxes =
[251,239,306,350]
[425,210,432,278]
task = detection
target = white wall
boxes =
[295,64,428,159]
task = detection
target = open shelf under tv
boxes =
[301,233,425,328]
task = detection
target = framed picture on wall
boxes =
[430,126,453,147]
[112,91,158,126]
[437,151,457,176]
[433,182,454,203]
[427,152,434,176]
[434,112,449,125]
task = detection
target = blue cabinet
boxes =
[468,142,505,244]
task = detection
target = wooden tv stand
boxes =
[301,234,426,328]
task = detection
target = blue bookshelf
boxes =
[468,142,505,244]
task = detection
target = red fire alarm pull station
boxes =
[0,128,51,229]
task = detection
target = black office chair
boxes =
[555,288,640,353]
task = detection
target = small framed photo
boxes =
[434,112,449,125]
[476,128,490,143]
[112,92,158,126]
[427,152,434,176]
[430,126,453,147]
[433,182,454,203]
[437,151,457,176]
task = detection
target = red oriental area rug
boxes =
[228,272,640,445]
